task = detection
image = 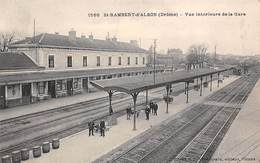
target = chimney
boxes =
[106,32,110,41]
[81,34,86,38]
[112,36,117,42]
[89,33,93,40]
[130,40,138,47]
[68,29,76,40]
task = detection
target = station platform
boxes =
[21,76,238,163]
[211,79,260,163]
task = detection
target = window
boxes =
[108,56,112,66]
[67,56,72,67]
[97,56,100,66]
[48,55,54,68]
[73,78,79,89]
[143,57,145,64]
[62,80,66,90]
[118,56,121,65]
[8,85,16,96]
[83,56,87,67]
[38,82,45,94]
[127,57,130,65]
[96,76,101,80]
[135,57,138,65]
[56,80,62,91]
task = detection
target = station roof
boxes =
[10,33,147,53]
[90,67,233,94]
[0,66,164,86]
[0,52,43,70]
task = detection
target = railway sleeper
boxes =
[137,107,222,163]
[174,108,238,163]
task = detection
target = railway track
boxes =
[0,73,249,160]
[0,97,130,137]
[0,93,127,126]
[0,93,161,158]
[173,75,258,163]
[127,81,247,163]
[0,84,184,158]
[94,73,259,163]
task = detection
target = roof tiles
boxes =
[0,52,42,70]
[11,33,147,53]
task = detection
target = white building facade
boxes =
[1,31,164,109]
[10,30,147,70]
[13,48,147,70]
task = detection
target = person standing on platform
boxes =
[145,105,150,120]
[88,121,95,136]
[100,120,106,137]
[149,102,154,115]
[126,104,131,120]
[126,108,129,120]
[154,103,158,116]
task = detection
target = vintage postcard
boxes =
[0,0,260,163]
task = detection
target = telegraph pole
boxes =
[214,45,217,68]
[153,39,157,84]
[33,19,38,63]
[33,19,35,43]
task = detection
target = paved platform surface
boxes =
[211,79,260,163]
[20,76,238,163]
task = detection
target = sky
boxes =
[0,0,259,55]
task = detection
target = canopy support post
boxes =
[184,82,186,94]
[217,72,220,88]
[108,90,114,115]
[166,85,170,114]
[131,92,139,131]
[200,76,203,96]
[210,74,213,91]
[146,89,148,105]
[186,81,189,103]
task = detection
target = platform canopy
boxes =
[0,66,164,86]
[90,67,234,94]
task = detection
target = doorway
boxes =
[22,83,31,104]
[67,79,73,96]
[82,78,89,92]
[48,81,56,98]
[0,86,5,109]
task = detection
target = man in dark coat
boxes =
[88,121,95,136]
[154,103,158,116]
[126,106,131,120]
[100,120,106,137]
[149,102,154,114]
[145,105,150,120]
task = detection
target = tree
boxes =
[186,44,208,70]
[0,32,15,52]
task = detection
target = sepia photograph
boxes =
[0,0,260,162]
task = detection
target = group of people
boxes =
[89,101,159,137]
[150,102,159,116]
[126,101,159,121]
[88,120,106,137]
[145,101,159,120]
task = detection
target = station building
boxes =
[0,30,165,109]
